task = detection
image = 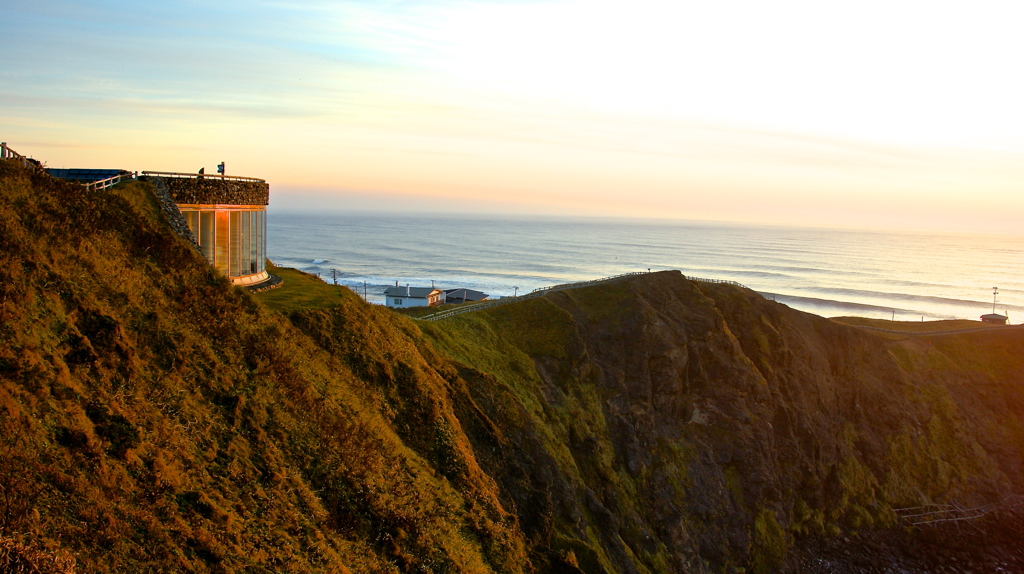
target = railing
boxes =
[0,142,19,160]
[684,275,750,289]
[83,173,132,191]
[895,496,1022,527]
[0,142,44,171]
[141,170,265,183]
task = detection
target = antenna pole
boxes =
[993,286,999,314]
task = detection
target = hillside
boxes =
[2,159,1023,573]
[0,161,531,572]
[420,272,1024,572]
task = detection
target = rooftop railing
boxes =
[141,170,265,183]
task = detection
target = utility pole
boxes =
[333,268,337,285]
[993,286,999,314]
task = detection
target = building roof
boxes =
[383,286,442,298]
[981,313,1008,321]
[47,168,128,182]
[444,288,488,302]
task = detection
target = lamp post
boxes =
[513,286,519,298]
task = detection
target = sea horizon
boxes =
[267,210,1023,324]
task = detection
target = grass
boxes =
[0,162,534,574]
[832,317,988,332]
[253,262,358,313]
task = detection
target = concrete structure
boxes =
[384,285,445,308]
[981,313,1008,325]
[140,172,270,286]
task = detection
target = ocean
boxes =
[267,212,1023,323]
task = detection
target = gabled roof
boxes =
[444,288,488,302]
[383,286,442,298]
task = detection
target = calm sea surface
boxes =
[267,212,1023,323]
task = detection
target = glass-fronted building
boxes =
[179,206,268,285]
[141,172,272,287]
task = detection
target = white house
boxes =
[383,285,445,308]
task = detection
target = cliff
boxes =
[422,274,1024,572]
[1,159,1022,572]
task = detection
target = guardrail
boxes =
[684,275,750,289]
[141,170,265,183]
[0,142,43,171]
[83,173,132,191]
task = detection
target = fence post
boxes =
[1,142,6,159]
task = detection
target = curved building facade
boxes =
[144,173,271,286]
[179,206,268,285]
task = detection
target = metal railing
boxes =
[684,275,750,289]
[141,170,265,183]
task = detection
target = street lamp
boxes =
[513,286,519,298]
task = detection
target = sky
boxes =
[2,0,1024,232]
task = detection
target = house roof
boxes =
[981,313,1008,320]
[47,168,128,182]
[383,286,442,298]
[444,288,488,302]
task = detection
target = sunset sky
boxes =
[3,0,1023,232]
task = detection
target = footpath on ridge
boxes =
[419,272,1021,336]
[417,272,749,321]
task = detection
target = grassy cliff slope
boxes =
[0,161,530,572]
[421,271,1024,573]
[2,159,1022,573]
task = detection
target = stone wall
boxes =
[147,177,201,253]
[140,176,269,206]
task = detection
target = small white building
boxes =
[383,285,445,308]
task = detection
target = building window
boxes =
[249,211,258,273]
[394,298,403,306]
[215,211,229,275]
[229,211,242,277]
[199,211,215,264]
